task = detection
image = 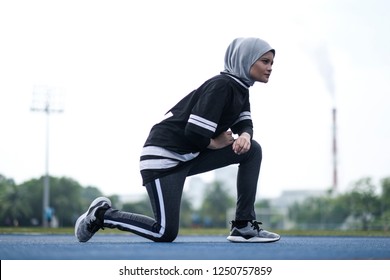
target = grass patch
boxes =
[1,227,390,237]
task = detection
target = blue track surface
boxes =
[1,234,390,260]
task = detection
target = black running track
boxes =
[1,234,390,260]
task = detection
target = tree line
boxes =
[0,173,234,228]
[288,177,390,230]
[0,173,389,230]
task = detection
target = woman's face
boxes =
[249,51,274,83]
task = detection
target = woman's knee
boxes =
[250,139,262,158]
[154,227,178,242]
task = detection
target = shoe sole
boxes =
[227,235,281,243]
[74,197,112,241]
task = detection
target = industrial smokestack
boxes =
[308,42,338,192]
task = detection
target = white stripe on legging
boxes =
[104,178,166,239]
[155,178,166,235]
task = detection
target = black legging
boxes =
[103,140,262,242]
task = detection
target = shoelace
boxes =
[86,213,105,233]
[87,220,105,233]
[249,220,263,232]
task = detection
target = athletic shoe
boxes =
[75,197,112,242]
[227,220,281,243]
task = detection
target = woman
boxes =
[75,37,280,243]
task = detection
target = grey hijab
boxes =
[224,37,275,86]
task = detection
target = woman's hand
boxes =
[207,131,235,150]
[232,132,251,155]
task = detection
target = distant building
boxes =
[271,189,326,209]
[268,189,327,229]
[227,189,327,229]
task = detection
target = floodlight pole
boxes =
[31,87,63,227]
[43,103,50,228]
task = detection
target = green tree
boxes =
[379,177,390,230]
[80,186,104,208]
[122,195,154,217]
[0,174,32,226]
[17,177,44,226]
[199,181,234,227]
[347,177,381,230]
[288,197,324,229]
[0,174,116,227]
[381,177,390,212]
[178,192,193,228]
[288,193,350,230]
[49,177,84,226]
[16,176,86,226]
[255,199,284,229]
[327,193,352,226]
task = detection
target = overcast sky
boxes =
[0,0,389,199]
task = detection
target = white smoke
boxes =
[306,42,337,107]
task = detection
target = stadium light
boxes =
[31,85,64,227]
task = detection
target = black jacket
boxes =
[140,72,254,184]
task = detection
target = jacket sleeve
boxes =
[184,80,230,149]
[230,98,254,139]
